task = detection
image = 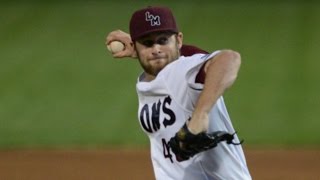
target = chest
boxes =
[138,95,190,136]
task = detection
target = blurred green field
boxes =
[1,1,319,149]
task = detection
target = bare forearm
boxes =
[188,50,241,133]
[196,50,240,113]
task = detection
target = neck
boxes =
[140,72,156,82]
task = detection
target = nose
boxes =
[151,44,161,55]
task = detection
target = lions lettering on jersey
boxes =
[139,96,176,133]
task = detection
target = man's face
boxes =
[135,32,183,78]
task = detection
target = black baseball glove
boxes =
[168,123,243,162]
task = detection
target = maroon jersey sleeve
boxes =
[195,62,207,84]
[180,44,209,56]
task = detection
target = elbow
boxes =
[219,50,241,88]
[224,50,241,76]
[216,50,241,75]
[232,51,241,68]
[221,49,241,67]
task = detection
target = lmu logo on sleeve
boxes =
[145,11,161,26]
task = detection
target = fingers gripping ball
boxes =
[168,123,243,162]
[107,41,125,53]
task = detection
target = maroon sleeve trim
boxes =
[180,44,209,56]
[195,61,207,84]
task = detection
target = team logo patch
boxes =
[145,11,161,26]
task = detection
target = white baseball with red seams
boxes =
[107,41,125,53]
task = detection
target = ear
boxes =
[131,42,138,58]
[132,50,137,58]
[176,32,183,49]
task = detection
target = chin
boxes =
[151,65,166,76]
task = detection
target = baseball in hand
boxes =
[107,41,125,53]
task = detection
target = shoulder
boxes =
[175,51,221,68]
[157,51,221,79]
[180,44,209,56]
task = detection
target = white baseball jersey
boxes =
[136,51,251,180]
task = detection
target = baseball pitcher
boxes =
[106,6,251,180]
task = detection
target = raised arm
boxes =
[188,50,241,134]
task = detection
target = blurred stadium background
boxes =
[1,0,320,150]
